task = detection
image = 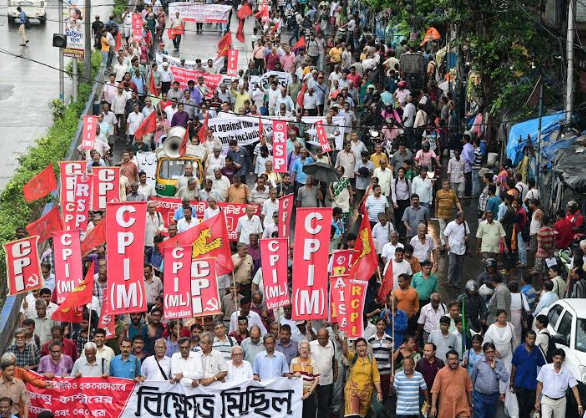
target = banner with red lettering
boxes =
[291,207,332,320]
[278,194,294,238]
[331,249,353,276]
[60,161,87,227]
[91,167,120,211]
[80,116,97,150]
[163,245,193,320]
[272,120,287,173]
[191,258,221,317]
[106,202,148,315]
[227,49,239,77]
[132,13,143,42]
[315,120,332,153]
[26,377,135,418]
[4,236,42,296]
[329,275,348,330]
[260,238,290,310]
[74,173,93,231]
[169,66,226,94]
[53,230,84,304]
[150,197,257,241]
[346,279,367,338]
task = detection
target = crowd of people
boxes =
[4,1,586,418]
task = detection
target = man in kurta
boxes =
[430,350,473,418]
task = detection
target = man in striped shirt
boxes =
[391,357,430,418]
[367,318,394,397]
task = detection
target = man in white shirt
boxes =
[236,205,263,245]
[382,247,412,290]
[310,328,338,418]
[411,167,433,207]
[261,189,279,228]
[381,231,404,265]
[170,337,203,386]
[229,298,267,335]
[443,212,469,288]
[226,346,253,381]
[196,332,228,383]
[212,168,230,202]
[164,98,179,120]
[372,213,394,255]
[177,206,200,233]
[141,338,172,380]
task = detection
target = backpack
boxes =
[539,331,556,363]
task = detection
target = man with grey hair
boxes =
[226,346,253,381]
[253,333,290,381]
[72,342,109,377]
[241,326,264,364]
[310,328,337,418]
[171,337,202,387]
[212,167,230,201]
[126,182,147,201]
[443,211,469,288]
[176,177,200,201]
[196,332,228,385]
[6,328,39,370]
[32,299,55,346]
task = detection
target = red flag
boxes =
[297,82,307,108]
[26,205,63,243]
[149,71,157,96]
[292,36,306,51]
[51,262,95,323]
[378,258,394,301]
[81,216,107,255]
[115,31,122,51]
[272,19,280,33]
[98,294,117,339]
[198,112,209,143]
[349,208,378,282]
[179,124,190,157]
[23,164,58,202]
[236,19,245,43]
[134,111,157,140]
[217,31,232,58]
[237,2,252,19]
[160,212,234,276]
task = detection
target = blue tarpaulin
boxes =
[506,113,565,164]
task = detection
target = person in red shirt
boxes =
[265,47,280,71]
[120,150,139,182]
[347,66,362,88]
[566,200,585,240]
[40,325,78,361]
[555,209,575,249]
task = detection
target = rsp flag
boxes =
[163,245,193,320]
[80,116,97,150]
[191,258,222,317]
[53,230,84,304]
[91,166,120,211]
[292,207,332,320]
[329,275,348,330]
[346,279,367,339]
[106,202,148,314]
[4,236,42,296]
[278,194,293,238]
[272,120,287,173]
[260,238,290,310]
[60,161,87,229]
[74,173,93,231]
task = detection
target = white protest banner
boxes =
[303,116,346,150]
[135,152,157,187]
[26,377,302,418]
[210,114,282,148]
[168,2,232,23]
[249,71,292,91]
[156,53,226,73]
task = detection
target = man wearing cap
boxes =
[159,62,174,94]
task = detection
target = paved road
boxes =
[0,0,111,192]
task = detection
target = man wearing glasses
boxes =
[37,342,73,378]
[470,342,509,418]
[196,332,228,386]
[170,337,203,387]
[226,346,253,381]
[5,328,39,371]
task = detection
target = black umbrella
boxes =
[302,162,340,183]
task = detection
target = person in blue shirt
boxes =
[380,294,408,349]
[16,7,28,46]
[510,330,545,418]
[486,184,501,218]
[520,274,537,311]
[109,338,145,382]
[252,334,291,380]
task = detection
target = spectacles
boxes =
[51,350,61,354]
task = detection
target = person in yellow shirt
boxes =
[100,29,110,68]
[370,143,389,168]
[435,179,463,246]
[328,43,343,72]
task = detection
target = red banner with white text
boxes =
[80,116,97,150]
[227,49,239,77]
[260,238,290,310]
[315,120,332,153]
[329,275,348,330]
[4,236,42,296]
[272,120,287,173]
[169,66,225,94]
[132,13,142,42]
[74,173,93,231]
[278,194,293,238]
[53,230,84,304]
[191,258,222,317]
[60,161,87,228]
[291,207,332,320]
[346,279,367,339]
[163,245,193,320]
[91,167,120,211]
[106,202,148,315]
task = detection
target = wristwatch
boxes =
[214,376,218,381]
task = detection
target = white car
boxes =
[7,0,46,24]
[536,298,586,411]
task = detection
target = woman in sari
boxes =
[483,309,517,394]
[329,166,353,226]
[392,335,421,372]
[342,336,383,418]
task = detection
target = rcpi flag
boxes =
[349,208,378,282]
[217,31,232,58]
[51,262,95,323]
[23,164,58,202]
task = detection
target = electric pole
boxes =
[59,0,64,101]
[84,0,92,82]
[566,0,575,125]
